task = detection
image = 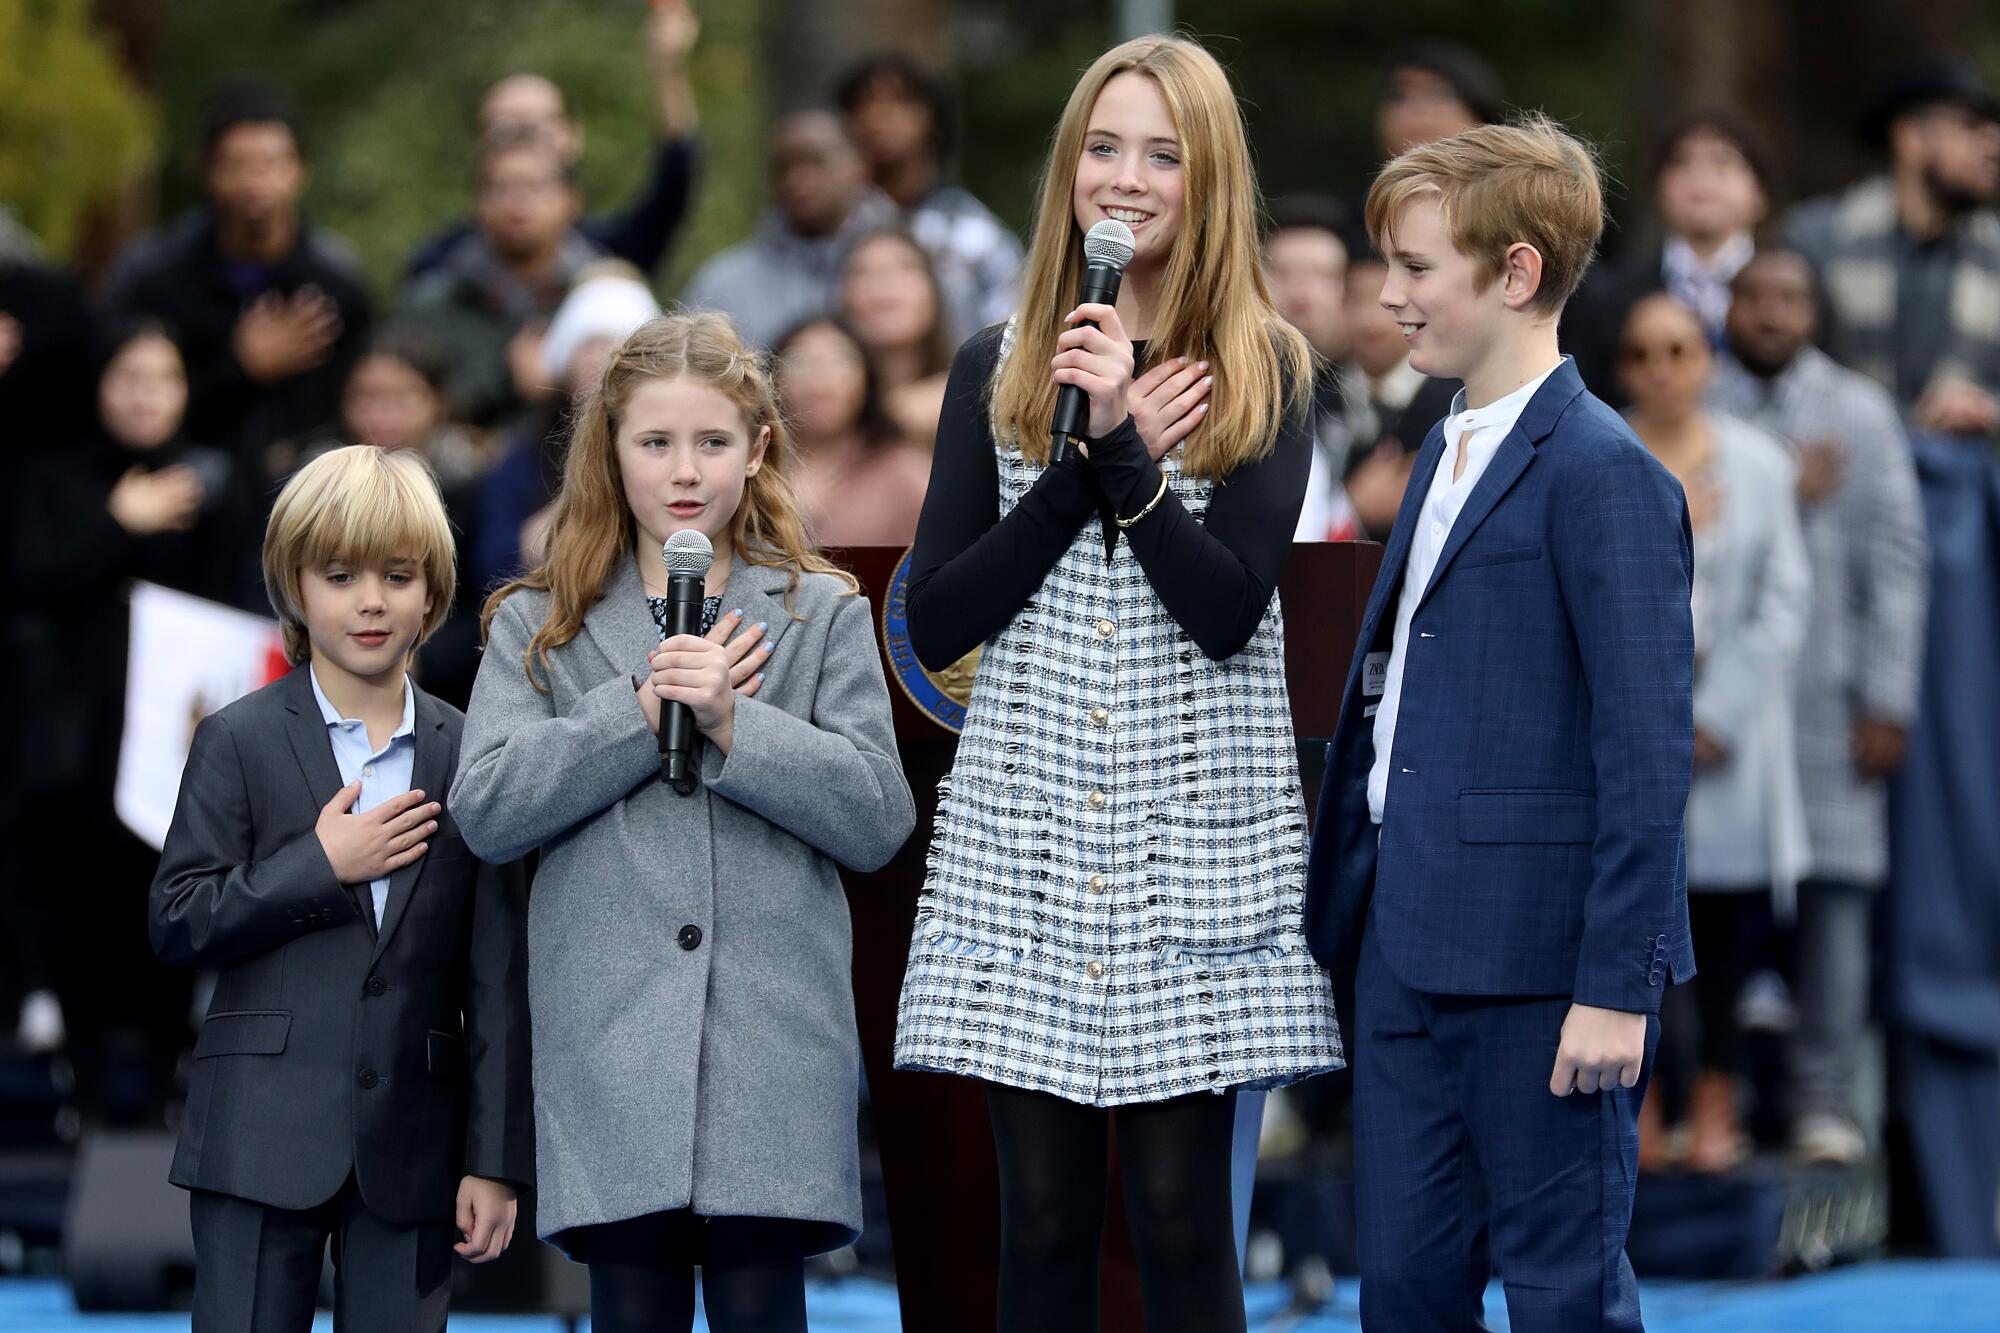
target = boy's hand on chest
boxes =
[315,780,439,884]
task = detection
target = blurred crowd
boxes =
[2,2,1998,1264]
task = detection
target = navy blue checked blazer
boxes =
[1304,358,1697,1014]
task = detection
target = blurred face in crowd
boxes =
[344,353,444,453]
[1264,225,1350,358]
[205,122,306,230]
[100,334,189,451]
[1726,251,1818,379]
[1895,103,2000,210]
[1344,260,1410,380]
[771,112,867,238]
[1619,294,1713,420]
[847,74,934,168]
[566,336,618,401]
[1378,67,1480,159]
[778,322,868,441]
[843,234,939,354]
[481,74,581,164]
[1657,127,1766,246]
[477,142,580,264]
[1072,72,1186,275]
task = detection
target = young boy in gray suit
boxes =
[151,445,531,1332]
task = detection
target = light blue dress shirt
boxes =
[309,666,417,927]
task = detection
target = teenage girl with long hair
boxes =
[891,36,1343,1333]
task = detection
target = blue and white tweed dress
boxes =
[893,345,1346,1107]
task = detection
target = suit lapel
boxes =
[1413,430,1538,614]
[1341,424,1445,706]
[280,666,347,809]
[371,687,448,962]
[279,665,375,936]
[1414,359,1588,615]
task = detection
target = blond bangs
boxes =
[264,446,458,665]
[989,35,1309,481]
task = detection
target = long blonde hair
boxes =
[990,35,1310,479]
[482,312,856,687]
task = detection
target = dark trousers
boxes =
[189,1178,453,1333]
[1352,915,1656,1333]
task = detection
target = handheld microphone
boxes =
[659,529,713,795]
[1050,219,1136,464]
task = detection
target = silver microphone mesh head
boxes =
[1083,219,1136,270]
[662,529,714,576]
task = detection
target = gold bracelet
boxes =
[1114,472,1171,528]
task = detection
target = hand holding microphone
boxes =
[1050,219,1136,461]
[653,530,715,794]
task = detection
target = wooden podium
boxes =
[829,541,1382,1333]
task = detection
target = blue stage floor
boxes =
[5,1262,1999,1331]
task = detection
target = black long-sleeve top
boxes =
[905,324,1311,669]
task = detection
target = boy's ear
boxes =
[1500,241,1546,312]
[745,424,771,478]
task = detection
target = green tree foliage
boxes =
[153,0,765,302]
[0,0,156,258]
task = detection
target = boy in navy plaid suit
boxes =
[1304,116,1695,1332]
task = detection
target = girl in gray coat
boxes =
[451,313,916,1333]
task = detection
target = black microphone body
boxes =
[1050,260,1126,464]
[660,566,704,795]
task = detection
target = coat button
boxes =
[678,924,704,951]
[1086,791,1107,810]
[1088,875,1107,894]
[1085,961,1106,981]
[1089,707,1109,727]
[1095,618,1116,639]
[364,975,387,997]
[358,1068,379,1089]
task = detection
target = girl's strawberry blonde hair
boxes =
[481,311,856,688]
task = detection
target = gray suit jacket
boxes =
[451,553,914,1247]
[150,667,533,1226]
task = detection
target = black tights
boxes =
[568,1211,808,1333]
[986,1083,1245,1333]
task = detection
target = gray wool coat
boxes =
[450,553,915,1248]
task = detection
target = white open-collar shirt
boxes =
[1368,358,1565,823]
